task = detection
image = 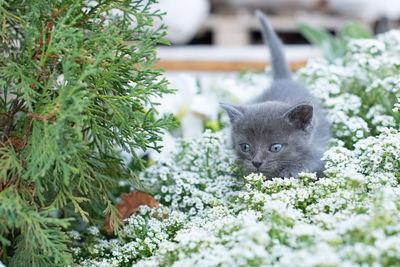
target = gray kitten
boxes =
[220,11,330,178]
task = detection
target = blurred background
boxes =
[153,0,400,71]
[129,0,400,161]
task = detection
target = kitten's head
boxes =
[220,101,314,178]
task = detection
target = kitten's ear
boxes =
[220,103,244,123]
[283,103,313,130]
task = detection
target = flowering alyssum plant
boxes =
[298,30,400,147]
[73,31,400,266]
[139,130,244,214]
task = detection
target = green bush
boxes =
[0,0,174,265]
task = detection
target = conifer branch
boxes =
[4,99,24,137]
[27,104,60,121]
[21,116,32,151]
[0,0,174,264]
[33,4,70,61]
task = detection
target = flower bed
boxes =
[71,31,400,266]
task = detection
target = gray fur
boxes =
[220,11,330,179]
[256,10,291,80]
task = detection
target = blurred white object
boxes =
[150,130,177,161]
[191,94,219,121]
[153,0,210,44]
[156,73,198,116]
[327,0,400,20]
[154,73,219,138]
[227,0,319,10]
[157,45,322,63]
[181,114,205,139]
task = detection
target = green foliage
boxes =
[0,187,73,266]
[0,0,175,265]
[339,21,374,40]
[299,21,373,61]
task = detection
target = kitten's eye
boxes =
[239,143,251,152]
[270,143,282,153]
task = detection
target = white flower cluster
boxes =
[135,128,400,266]
[136,208,275,267]
[139,129,243,215]
[74,32,400,266]
[72,130,243,266]
[72,207,188,266]
[299,30,400,146]
[325,127,400,176]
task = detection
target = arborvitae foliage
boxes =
[0,0,175,265]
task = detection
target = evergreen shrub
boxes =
[0,0,174,265]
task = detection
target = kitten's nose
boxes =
[252,161,262,168]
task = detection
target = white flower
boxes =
[68,230,81,240]
[56,74,65,86]
[347,39,385,56]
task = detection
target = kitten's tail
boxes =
[256,10,292,80]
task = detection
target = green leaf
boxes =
[298,23,335,46]
[340,21,374,40]
[298,23,341,61]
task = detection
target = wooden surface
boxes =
[154,60,307,71]
[154,45,320,71]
